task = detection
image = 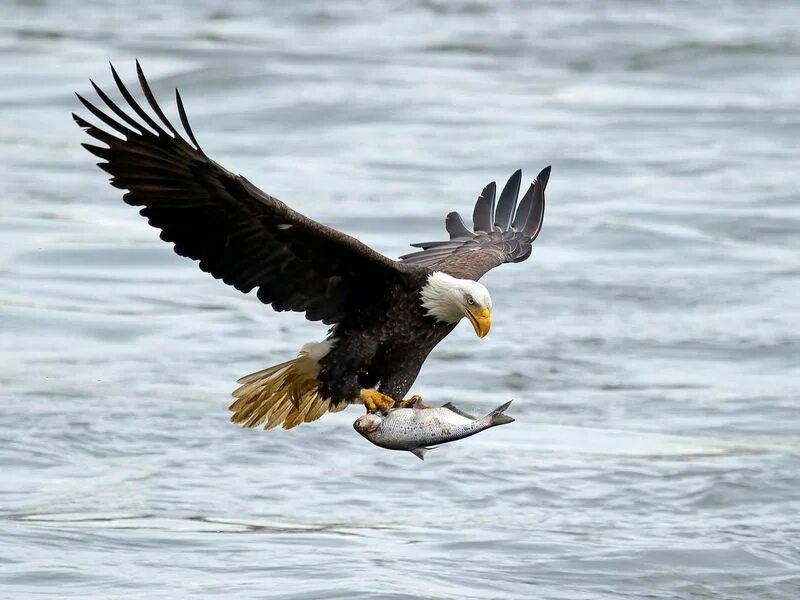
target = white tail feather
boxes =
[229,341,340,430]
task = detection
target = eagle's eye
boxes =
[466,295,475,305]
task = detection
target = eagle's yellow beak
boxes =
[466,307,491,338]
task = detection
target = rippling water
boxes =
[2,1,799,598]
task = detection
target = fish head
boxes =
[353,413,383,435]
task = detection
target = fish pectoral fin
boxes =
[410,447,427,461]
[410,446,437,461]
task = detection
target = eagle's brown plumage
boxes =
[401,167,549,280]
[74,62,550,429]
[75,61,415,325]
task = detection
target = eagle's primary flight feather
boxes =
[74,62,550,430]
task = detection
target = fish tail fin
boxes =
[488,400,515,427]
[229,341,341,430]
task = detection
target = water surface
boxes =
[1,1,799,598]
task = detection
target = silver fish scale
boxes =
[353,401,514,459]
[371,407,490,449]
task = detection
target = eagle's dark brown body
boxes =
[320,271,455,406]
[74,62,549,430]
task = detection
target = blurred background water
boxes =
[1,1,799,598]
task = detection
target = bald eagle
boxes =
[74,63,549,430]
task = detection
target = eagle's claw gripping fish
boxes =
[353,400,514,460]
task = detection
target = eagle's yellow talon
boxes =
[360,389,395,414]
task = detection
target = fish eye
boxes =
[467,295,475,305]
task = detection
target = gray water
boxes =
[1,1,799,598]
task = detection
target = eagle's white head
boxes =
[420,271,492,338]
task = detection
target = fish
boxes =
[353,400,514,460]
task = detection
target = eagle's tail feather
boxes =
[229,342,338,430]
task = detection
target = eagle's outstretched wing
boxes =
[400,167,549,280]
[74,62,414,325]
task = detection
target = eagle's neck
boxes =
[419,272,468,324]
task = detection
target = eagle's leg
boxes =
[395,394,430,409]
[359,388,395,414]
